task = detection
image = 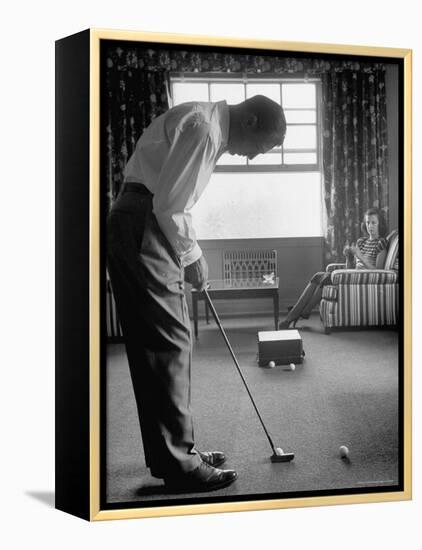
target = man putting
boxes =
[107,95,286,492]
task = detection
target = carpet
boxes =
[105,313,399,505]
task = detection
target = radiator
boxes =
[223,249,277,286]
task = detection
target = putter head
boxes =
[271,448,295,463]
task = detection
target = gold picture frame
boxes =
[55,28,412,521]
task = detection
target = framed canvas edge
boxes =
[87,28,413,521]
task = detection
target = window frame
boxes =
[169,72,322,173]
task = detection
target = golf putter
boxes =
[203,288,294,463]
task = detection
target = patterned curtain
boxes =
[103,46,390,250]
[322,69,389,261]
[104,55,170,204]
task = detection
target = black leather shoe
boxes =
[164,461,237,492]
[197,450,226,468]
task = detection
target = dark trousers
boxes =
[107,184,201,478]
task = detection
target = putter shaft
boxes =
[203,288,278,453]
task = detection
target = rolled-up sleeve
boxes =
[152,117,215,267]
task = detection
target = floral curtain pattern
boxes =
[103,45,389,258]
[322,69,389,261]
[104,60,169,204]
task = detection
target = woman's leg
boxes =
[300,272,332,318]
[279,272,330,328]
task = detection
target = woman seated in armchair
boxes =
[278,207,388,329]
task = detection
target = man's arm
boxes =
[152,118,215,268]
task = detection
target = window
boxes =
[171,76,321,172]
[169,74,323,239]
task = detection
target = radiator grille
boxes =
[223,249,277,285]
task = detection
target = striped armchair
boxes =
[319,230,399,333]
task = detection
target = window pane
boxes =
[172,82,209,103]
[284,152,317,164]
[283,125,316,150]
[170,78,321,172]
[216,153,246,165]
[210,83,245,104]
[192,172,322,239]
[246,84,280,103]
[248,152,282,165]
[285,110,316,123]
[282,83,316,109]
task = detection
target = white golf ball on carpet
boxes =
[339,445,350,459]
[268,361,276,368]
[289,363,296,371]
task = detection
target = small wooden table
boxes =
[191,277,280,339]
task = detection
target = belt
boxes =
[123,181,153,196]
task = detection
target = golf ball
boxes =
[276,448,284,454]
[289,363,296,371]
[339,445,350,459]
[268,361,276,368]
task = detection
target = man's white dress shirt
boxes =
[124,101,230,267]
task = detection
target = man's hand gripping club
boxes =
[184,254,209,291]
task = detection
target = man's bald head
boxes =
[241,95,286,145]
[227,95,286,159]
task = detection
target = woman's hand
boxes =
[350,243,362,259]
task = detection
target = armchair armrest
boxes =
[330,269,398,285]
[326,263,346,273]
